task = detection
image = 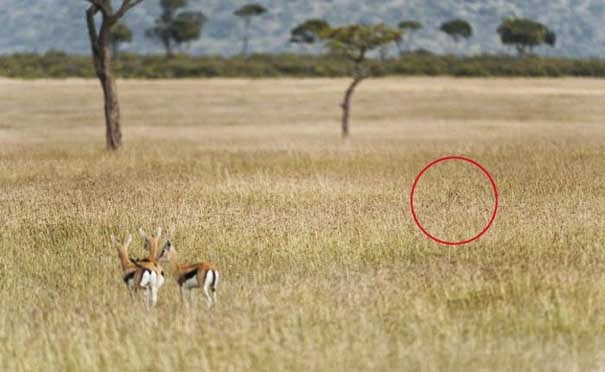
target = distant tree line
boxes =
[107,1,556,59]
[6,52,605,79]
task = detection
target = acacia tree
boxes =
[397,20,422,53]
[290,19,330,54]
[320,24,401,138]
[146,0,206,56]
[171,11,207,50]
[497,17,556,56]
[86,0,143,150]
[109,22,132,58]
[234,4,267,55]
[439,19,472,54]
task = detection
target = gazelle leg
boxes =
[127,285,135,302]
[211,289,217,307]
[151,285,158,307]
[203,270,216,308]
[203,285,213,308]
[179,286,185,307]
[140,271,152,309]
[142,288,150,310]
[189,288,195,308]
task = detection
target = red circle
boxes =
[409,156,498,245]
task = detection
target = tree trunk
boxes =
[340,76,363,139]
[162,37,173,58]
[242,18,250,56]
[101,73,122,149]
[87,5,122,151]
[96,40,122,151]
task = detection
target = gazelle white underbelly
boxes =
[183,275,199,289]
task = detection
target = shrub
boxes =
[2,53,605,78]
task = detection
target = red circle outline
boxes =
[409,156,499,245]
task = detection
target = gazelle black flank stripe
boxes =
[123,271,135,284]
[209,270,217,290]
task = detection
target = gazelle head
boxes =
[158,240,176,262]
[138,227,162,260]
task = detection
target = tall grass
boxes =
[1,77,605,370]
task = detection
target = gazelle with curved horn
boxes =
[159,240,219,308]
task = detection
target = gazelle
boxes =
[159,240,219,308]
[110,233,138,301]
[133,227,166,308]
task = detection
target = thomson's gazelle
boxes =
[132,227,166,308]
[110,234,138,300]
[159,240,219,308]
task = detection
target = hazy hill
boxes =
[0,0,603,57]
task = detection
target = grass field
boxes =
[1,77,605,371]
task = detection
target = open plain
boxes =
[1,77,605,371]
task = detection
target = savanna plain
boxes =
[1,77,605,371]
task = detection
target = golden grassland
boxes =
[1,77,605,371]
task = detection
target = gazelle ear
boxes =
[125,234,132,247]
[155,227,162,239]
[158,240,171,259]
[110,235,119,247]
[138,227,147,240]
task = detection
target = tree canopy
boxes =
[146,0,206,56]
[290,19,330,44]
[321,24,402,64]
[171,11,207,45]
[109,22,133,57]
[110,22,133,43]
[439,19,472,41]
[396,20,422,53]
[398,20,422,32]
[234,4,267,18]
[497,17,556,56]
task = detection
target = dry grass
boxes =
[1,77,605,371]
